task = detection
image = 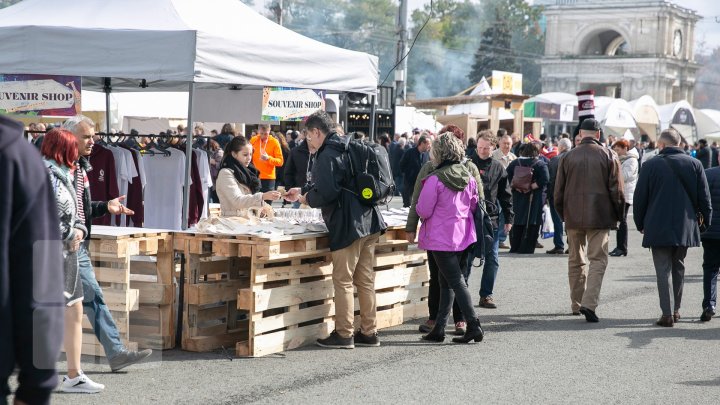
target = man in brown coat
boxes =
[554,118,625,322]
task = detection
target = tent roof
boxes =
[525,92,577,105]
[658,100,696,127]
[595,97,637,129]
[0,0,379,94]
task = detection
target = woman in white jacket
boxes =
[610,139,639,256]
[216,136,280,216]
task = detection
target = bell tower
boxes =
[538,0,701,104]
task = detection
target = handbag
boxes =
[659,155,708,233]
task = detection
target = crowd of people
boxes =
[3,109,720,404]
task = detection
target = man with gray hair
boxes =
[555,118,625,322]
[63,115,153,371]
[634,128,712,327]
[546,138,572,254]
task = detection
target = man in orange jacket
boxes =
[250,124,284,202]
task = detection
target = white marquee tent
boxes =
[0,0,380,228]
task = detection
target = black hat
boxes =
[579,118,600,132]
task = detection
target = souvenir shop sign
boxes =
[0,74,81,116]
[491,70,522,96]
[261,87,325,121]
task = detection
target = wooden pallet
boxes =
[86,227,176,353]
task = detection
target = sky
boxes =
[254,0,720,53]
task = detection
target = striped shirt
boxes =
[75,163,86,224]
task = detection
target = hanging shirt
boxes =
[194,148,213,219]
[108,146,138,226]
[88,144,119,225]
[117,144,144,227]
[143,148,186,230]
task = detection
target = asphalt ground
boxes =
[9,215,720,404]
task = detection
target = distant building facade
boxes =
[538,0,701,104]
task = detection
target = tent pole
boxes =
[182,83,195,230]
[103,77,111,133]
[369,93,377,141]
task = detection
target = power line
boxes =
[379,0,433,87]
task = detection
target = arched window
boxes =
[581,29,630,56]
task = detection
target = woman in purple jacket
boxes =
[417,133,484,343]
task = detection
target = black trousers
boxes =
[427,250,467,323]
[431,250,477,330]
[702,239,720,311]
[615,203,631,252]
[509,224,541,254]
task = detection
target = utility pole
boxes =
[395,0,408,105]
[272,0,284,26]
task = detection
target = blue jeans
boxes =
[479,227,500,298]
[78,246,125,359]
[497,209,507,243]
[549,198,565,249]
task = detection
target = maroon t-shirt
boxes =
[117,145,144,227]
[88,145,119,225]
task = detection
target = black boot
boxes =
[452,317,484,343]
[421,324,445,342]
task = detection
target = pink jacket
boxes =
[416,174,477,252]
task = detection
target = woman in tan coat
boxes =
[216,136,280,216]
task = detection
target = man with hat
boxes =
[554,116,625,322]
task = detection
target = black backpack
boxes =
[342,134,395,206]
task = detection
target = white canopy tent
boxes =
[395,106,443,134]
[0,0,379,228]
[658,100,697,144]
[693,108,720,141]
[699,109,720,142]
[594,97,637,138]
[628,95,661,141]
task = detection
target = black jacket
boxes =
[547,150,567,197]
[470,155,514,225]
[275,146,290,186]
[701,167,720,240]
[696,146,712,170]
[399,146,427,192]
[0,115,64,405]
[284,140,310,189]
[306,132,387,251]
[390,143,408,177]
[76,156,109,244]
[633,147,712,248]
[214,133,234,150]
[711,147,718,168]
[507,158,549,226]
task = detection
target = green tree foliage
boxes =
[406,0,483,98]
[468,0,544,95]
[0,0,23,9]
[269,0,396,78]
[695,49,720,109]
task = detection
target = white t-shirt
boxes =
[194,149,213,219]
[108,146,139,226]
[143,148,187,230]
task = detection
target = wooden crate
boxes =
[174,232,336,355]
[176,226,430,357]
[88,227,176,353]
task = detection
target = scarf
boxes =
[220,154,261,194]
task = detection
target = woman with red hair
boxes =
[610,139,638,257]
[41,128,105,393]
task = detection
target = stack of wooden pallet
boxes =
[86,227,176,356]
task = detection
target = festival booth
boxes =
[658,100,697,144]
[594,96,638,139]
[628,95,661,141]
[693,108,720,141]
[523,92,578,137]
[0,0,430,357]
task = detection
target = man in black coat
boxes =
[634,128,712,327]
[700,165,720,321]
[390,137,408,197]
[286,111,387,349]
[546,138,572,254]
[1,115,64,405]
[470,130,513,309]
[711,142,719,168]
[696,139,712,169]
[283,138,315,207]
[399,135,430,207]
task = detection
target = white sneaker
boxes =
[58,371,105,393]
